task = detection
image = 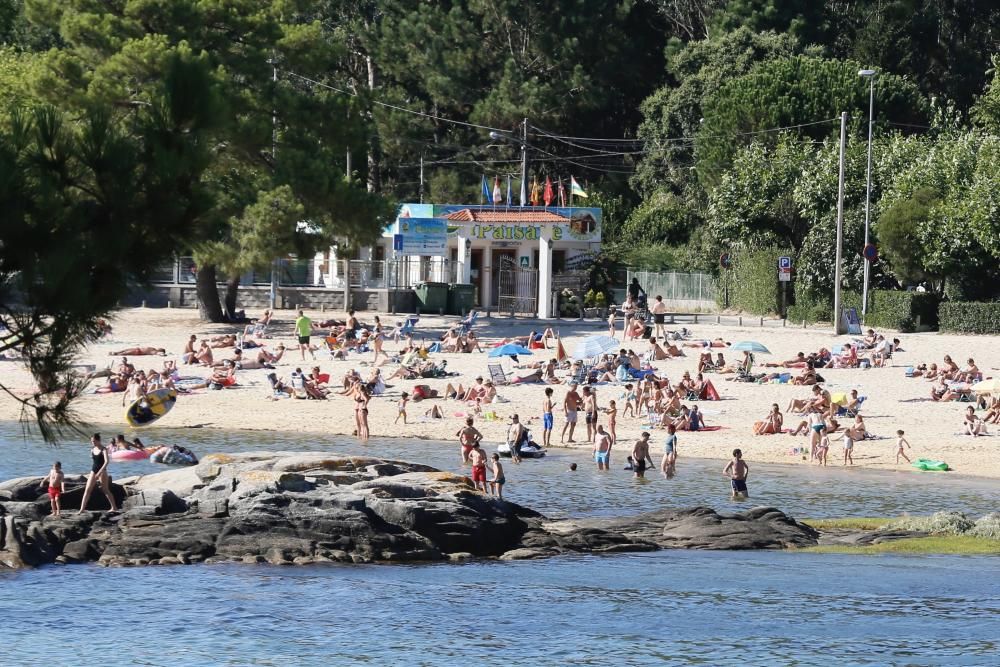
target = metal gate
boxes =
[497,256,538,316]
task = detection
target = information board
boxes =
[396,218,448,256]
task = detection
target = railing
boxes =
[152,257,458,289]
[626,270,717,310]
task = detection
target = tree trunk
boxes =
[224,275,241,320]
[365,54,382,194]
[196,264,225,322]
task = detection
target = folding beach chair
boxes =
[488,363,510,386]
[837,395,866,417]
[393,316,420,343]
[457,310,479,335]
[571,362,593,385]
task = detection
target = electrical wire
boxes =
[281,69,505,133]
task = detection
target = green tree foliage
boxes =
[0,62,216,438]
[24,0,388,320]
[634,27,807,195]
[696,55,929,181]
[876,188,937,285]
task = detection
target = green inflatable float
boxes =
[912,458,950,472]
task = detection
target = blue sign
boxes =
[779,256,792,269]
[396,218,448,256]
[863,243,878,262]
[392,234,403,252]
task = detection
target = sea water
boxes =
[1,423,998,666]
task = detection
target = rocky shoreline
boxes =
[1,452,821,569]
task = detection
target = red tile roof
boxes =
[445,208,569,223]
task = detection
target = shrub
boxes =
[939,301,1000,334]
[719,247,787,315]
[784,289,939,332]
[887,512,976,535]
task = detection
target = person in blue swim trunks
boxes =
[593,425,612,471]
[541,387,554,448]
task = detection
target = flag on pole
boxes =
[493,175,502,204]
[558,178,567,207]
[506,175,513,208]
[570,176,588,199]
[481,175,490,204]
[530,177,541,206]
[543,176,554,206]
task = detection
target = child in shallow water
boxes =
[490,454,505,500]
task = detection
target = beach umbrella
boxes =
[489,343,532,359]
[731,341,771,354]
[972,378,1000,394]
[573,335,619,360]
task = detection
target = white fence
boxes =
[626,270,717,312]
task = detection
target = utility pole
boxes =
[833,111,847,335]
[859,69,877,323]
[419,154,424,203]
[268,60,278,311]
[520,117,528,206]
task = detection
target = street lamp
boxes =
[489,118,528,205]
[859,68,877,323]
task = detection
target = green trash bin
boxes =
[448,283,476,315]
[414,281,449,313]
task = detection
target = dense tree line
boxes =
[1,0,998,433]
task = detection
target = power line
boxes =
[281,69,505,133]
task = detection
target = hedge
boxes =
[787,289,940,332]
[718,247,787,315]
[939,301,1000,334]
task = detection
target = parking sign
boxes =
[779,256,792,269]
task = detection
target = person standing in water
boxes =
[541,387,554,448]
[78,434,119,514]
[630,432,654,478]
[723,449,749,499]
[593,425,612,471]
[562,383,581,443]
[456,417,483,465]
[661,424,678,478]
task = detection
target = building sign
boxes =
[390,204,602,244]
[396,218,447,256]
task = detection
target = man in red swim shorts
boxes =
[455,417,482,465]
[468,442,489,493]
[40,461,65,517]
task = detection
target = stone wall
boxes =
[125,286,420,313]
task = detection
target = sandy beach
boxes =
[2,307,998,479]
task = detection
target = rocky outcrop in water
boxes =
[0,452,820,569]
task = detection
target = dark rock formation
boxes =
[0,452,820,569]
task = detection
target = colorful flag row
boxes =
[480,174,588,206]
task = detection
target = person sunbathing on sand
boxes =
[963,405,988,436]
[765,352,808,368]
[683,338,729,349]
[941,355,960,380]
[194,341,213,366]
[754,404,783,435]
[825,344,858,369]
[788,384,826,414]
[208,334,237,349]
[181,335,198,364]
[109,347,166,356]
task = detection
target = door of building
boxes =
[470,249,483,307]
[491,249,516,307]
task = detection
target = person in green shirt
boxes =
[295,310,315,360]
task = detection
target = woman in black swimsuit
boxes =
[78,433,119,514]
[354,386,371,441]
